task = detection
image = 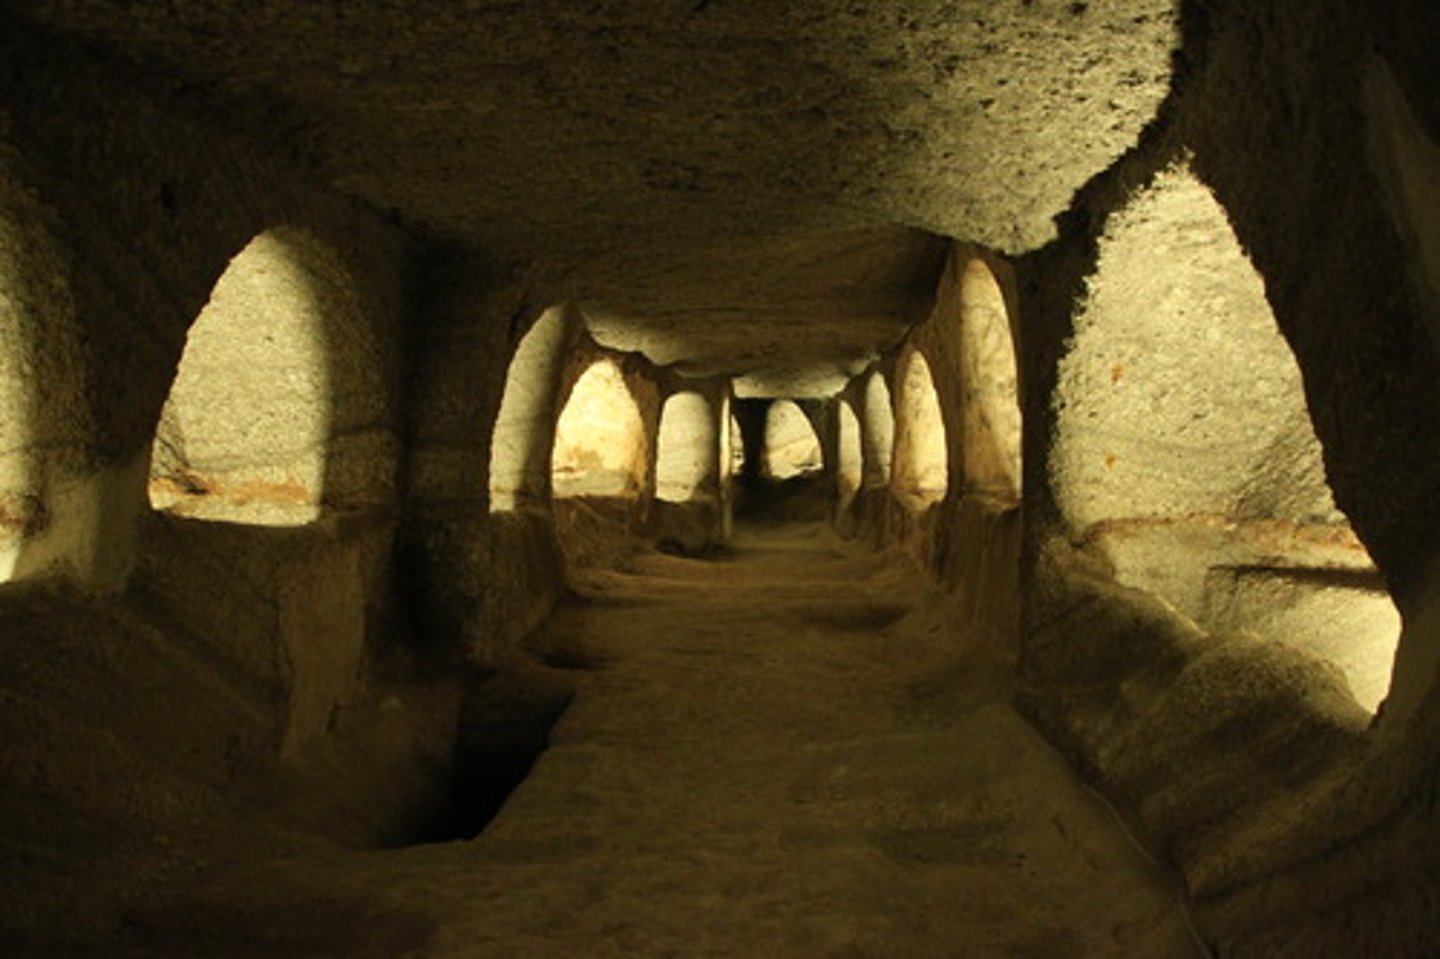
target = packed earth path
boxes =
[128,521,1205,958]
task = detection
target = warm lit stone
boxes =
[489,306,569,513]
[149,227,391,526]
[762,400,823,481]
[861,371,895,487]
[892,349,948,509]
[958,259,1020,502]
[655,391,717,504]
[552,359,649,499]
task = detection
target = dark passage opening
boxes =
[417,674,573,843]
[444,712,561,840]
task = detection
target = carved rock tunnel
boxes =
[1,1,1438,955]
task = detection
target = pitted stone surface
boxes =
[18,0,1178,386]
[103,524,1200,957]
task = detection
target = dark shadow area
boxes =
[119,896,437,958]
[440,711,563,841]
[414,669,574,844]
[734,474,831,525]
[655,536,732,560]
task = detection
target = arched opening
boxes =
[836,398,863,510]
[862,371,895,487]
[0,174,44,579]
[551,358,648,499]
[0,151,90,583]
[655,391,716,503]
[728,412,747,478]
[717,394,734,538]
[717,395,733,483]
[489,306,568,513]
[891,349,948,509]
[959,258,1021,502]
[762,400,823,481]
[148,228,387,527]
[1051,162,1399,713]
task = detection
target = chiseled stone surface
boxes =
[4,1,1440,954]
[113,525,1200,957]
[17,0,1179,389]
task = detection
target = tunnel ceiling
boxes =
[18,0,1179,393]
[579,225,951,396]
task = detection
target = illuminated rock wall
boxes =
[1016,4,1440,949]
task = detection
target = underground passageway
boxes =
[120,520,1198,955]
[3,2,1440,955]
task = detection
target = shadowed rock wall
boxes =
[401,252,577,669]
[549,339,664,573]
[1017,1,1440,952]
[1,0,1438,954]
[0,19,455,943]
[888,245,1023,660]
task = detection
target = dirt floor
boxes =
[116,521,1205,957]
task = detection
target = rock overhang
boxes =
[16,0,1180,383]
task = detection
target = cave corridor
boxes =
[2,1,1439,955]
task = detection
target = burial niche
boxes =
[655,391,717,503]
[0,156,85,580]
[1051,162,1399,712]
[762,400,823,481]
[149,227,388,526]
[489,306,567,513]
[862,371,895,488]
[551,358,648,499]
[891,349,948,510]
[959,258,1021,503]
[836,398,863,512]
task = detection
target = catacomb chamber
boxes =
[1,2,1437,954]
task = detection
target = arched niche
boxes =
[148,227,389,527]
[1051,161,1398,712]
[762,400,823,481]
[717,395,734,483]
[892,349,948,509]
[959,258,1021,502]
[728,412,746,478]
[862,371,895,487]
[655,391,716,503]
[0,150,87,581]
[0,186,34,580]
[836,398,863,507]
[489,305,568,512]
[551,358,648,498]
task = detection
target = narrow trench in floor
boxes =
[109,514,1208,958]
[423,693,572,843]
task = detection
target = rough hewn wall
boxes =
[887,244,1023,660]
[649,374,731,555]
[549,337,664,572]
[1017,1,1440,953]
[1,19,410,586]
[828,244,1022,674]
[400,251,576,670]
[0,20,450,944]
